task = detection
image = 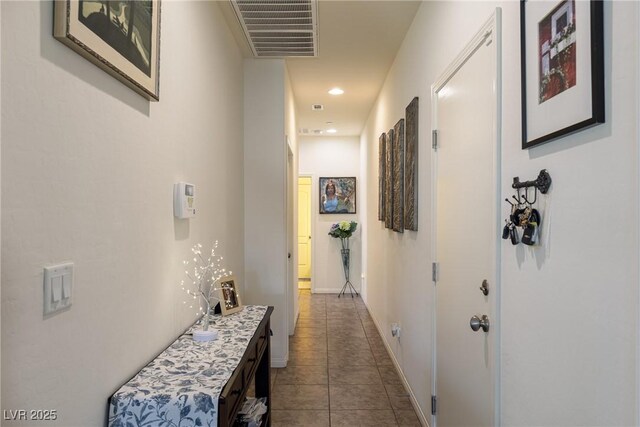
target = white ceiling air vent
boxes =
[230,0,319,58]
[312,104,323,111]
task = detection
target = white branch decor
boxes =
[180,241,232,341]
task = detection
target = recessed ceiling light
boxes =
[327,128,337,134]
[328,88,344,96]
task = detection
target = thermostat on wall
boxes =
[174,182,196,218]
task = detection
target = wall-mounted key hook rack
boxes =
[512,169,552,194]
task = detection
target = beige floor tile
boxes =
[293,327,327,338]
[394,409,422,426]
[299,309,327,318]
[272,384,329,410]
[372,347,395,366]
[385,384,414,410]
[272,410,330,427]
[363,325,381,336]
[289,337,327,353]
[327,326,366,338]
[366,335,386,348]
[328,348,376,366]
[288,350,328,366]
[327,317,359,328]
[329,384,392,410]
[327,311,360,320]
[357,308,373,318]
[276,365,328,385]
[329,365,382,385]
[296,318,326,328]
[328,336,371,352]
[379,365,403,385]
[330,410,398,426]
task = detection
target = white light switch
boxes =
[51,276,62,302]
[62,275,71,299]
[44,263,73,316]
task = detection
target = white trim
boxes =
[430,9,502,427]
[271,356,288,369]
[312,287,355,294]
[636,3,640,425]
[309,174,318,294]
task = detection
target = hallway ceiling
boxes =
[221,0,422,137]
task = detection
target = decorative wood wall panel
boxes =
[384,128,394,229]
[392,119,405,232]
[404,97,419,231]
[378,133,386,221]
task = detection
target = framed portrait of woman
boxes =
[319,177,356,214]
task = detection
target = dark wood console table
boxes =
[108,306,273,427]
[219,306,273,427]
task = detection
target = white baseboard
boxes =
[313,287,361,294]
[271,356,288,368]
[365,303,430,427]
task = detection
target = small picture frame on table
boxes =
[218,276,243,316]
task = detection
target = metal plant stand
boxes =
[338,239,358,298]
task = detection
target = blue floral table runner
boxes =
[108,305,269,427]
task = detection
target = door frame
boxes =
[430,9,502,426]
[297,174,314,290]
[286,141,298,337]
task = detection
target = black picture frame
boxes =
[319,177,357,214]
[520,0,604,149]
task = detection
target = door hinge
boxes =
[432,129,438,150]
[431,395,437,415]
[432,262,438,282]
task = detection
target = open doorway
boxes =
[297,176,312,290]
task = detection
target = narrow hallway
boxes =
[271,291,421,426]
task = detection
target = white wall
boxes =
[361,1,638,425]
[1,2,244,426]
[298,136,361,293]
[285,66,299,335]
[244,58,290,367]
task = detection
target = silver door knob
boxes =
[470,315,490,332]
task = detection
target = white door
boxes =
[433,12,500,427]
[298,176,312,280]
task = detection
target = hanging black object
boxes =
[503,170,550,246]
[512,169,552,194]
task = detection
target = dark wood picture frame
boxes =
[520,0,604,149]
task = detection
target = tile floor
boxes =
[270,290,422,426]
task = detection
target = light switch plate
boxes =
[44,263,73,316]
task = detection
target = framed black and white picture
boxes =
[54,0,161,101]
[520,0,604,149]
